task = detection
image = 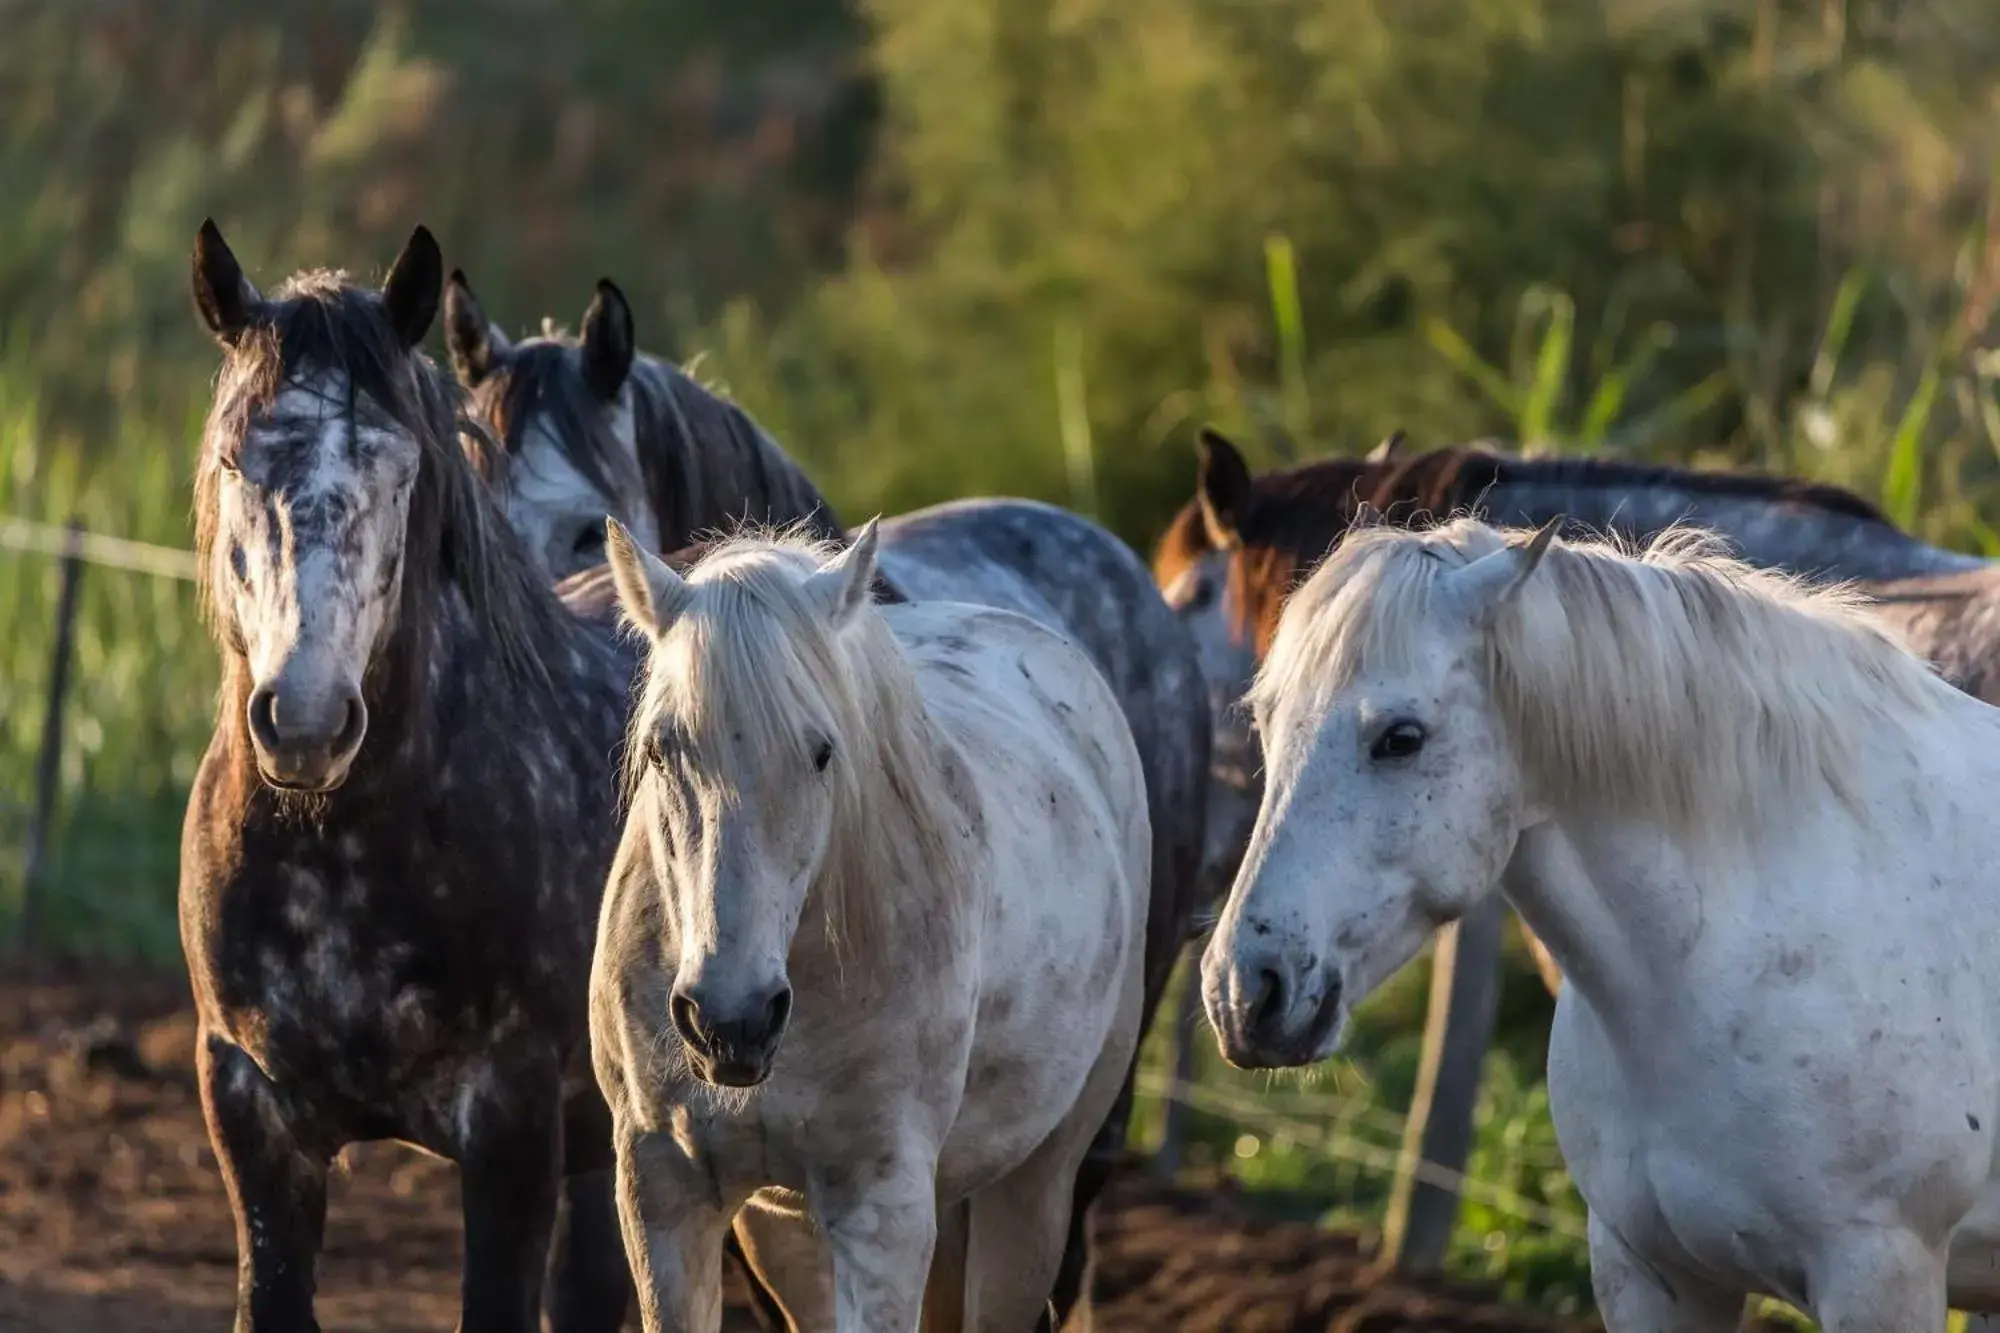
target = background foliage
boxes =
[8,0,2000,1316]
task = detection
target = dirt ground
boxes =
[0,962,1717,1332]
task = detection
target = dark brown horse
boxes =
[1154,431,1996,990]
[446,273,1213,1329]
[182,224,639,1333]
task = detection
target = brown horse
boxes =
[1155,431,1995,992]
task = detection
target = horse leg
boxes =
[457,1059,564,1333]
[1588,1214,1740,1333]
[816,1149,938,1333]
[199,1032,330,1333]
[732,1201,834,1331]
[962,1119,1101,1333]
[546,1169,632,1333]
[1041,1078,1127,1333]
[615,1130,731,1333]
[1811,1228,1948,1332]
[921,1199,971,1333]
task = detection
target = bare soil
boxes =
[0,963,1741,1331]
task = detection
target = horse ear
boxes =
[381,225,443,349]
[605,518,687,637]
[810,518,880,629]
[1451,516,1562,625]
[444,270,510,387]
[1365,429,1407,464]
[1196,428,1251,550]
[191,219,262,347]
[581,279,636,402]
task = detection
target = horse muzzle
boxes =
[670,980,794,1089]
[1204,948,1345,1070]
[247,681,368,793]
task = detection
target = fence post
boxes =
[1376,893,1507,1275]
[18,518,85,950]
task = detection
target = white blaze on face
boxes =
[505,382,657,579]
[216,373,420,732]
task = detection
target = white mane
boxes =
[1253,516,1947,839]
[617,528,975,964]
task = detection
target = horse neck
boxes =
[1471,472,1982,583]
[641,359,843,550]
[1500,819,1710,1042]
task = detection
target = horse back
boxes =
[875,497,1210,1008]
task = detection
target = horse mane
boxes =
[467,332,843,549]
[1373,445,1894,527]
[616,528,974,968]
[194,269,567,713]
[1155,443,1895,656]
[1254,516,1944,840]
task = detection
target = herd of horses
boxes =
[171,218,2000,1332]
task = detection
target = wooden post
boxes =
[1377,894,1507,1274]
[18,519,85,950]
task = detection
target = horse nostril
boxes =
[247,687,281,752]
[761,987,793,1043]
[1249,967,1286,1035]
[669,991,706,1050]
[331,694,368,757]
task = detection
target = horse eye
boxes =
[1184,577,1217,612]
[644,733,665,768]
[812,740,834,774]
[1369,720,1426,762]
[573,521,608,557]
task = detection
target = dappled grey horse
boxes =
[182,223,638,1333]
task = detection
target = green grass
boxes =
[0,360,213,960]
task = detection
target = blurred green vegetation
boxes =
[8,0,2000,1319]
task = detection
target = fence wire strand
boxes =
[1140,1072,1589,1240]
[4,510,1583,1245]
[0,515,199,581]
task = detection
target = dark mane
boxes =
[467,335,844,549]
[1370,446,1893,528]
[195,270,569,718]
[1153,441,1893,654]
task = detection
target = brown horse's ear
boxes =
[444,270,510,387]
[1365,429,1407,464]
[580,279,636,402]
[1196,428,1252,551]
[192,219,262,347]
[381,226,443,350]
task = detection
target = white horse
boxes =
[589,519,1150,1332]
[1202,515,2000,1330]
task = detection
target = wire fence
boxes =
[1140,1072,1588,1240]
[1,509,1577,1256]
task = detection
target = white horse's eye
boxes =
[1369,720,1427,762]
[644,732,665,768]
[812,740,834,774]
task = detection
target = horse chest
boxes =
[192,824,586,1140]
